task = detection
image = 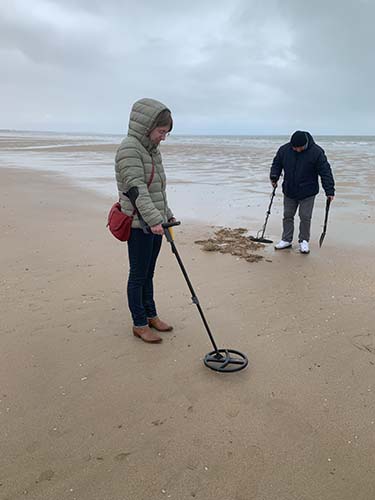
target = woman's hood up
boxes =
[127,98,170,141]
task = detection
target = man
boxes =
[270,130,335,254]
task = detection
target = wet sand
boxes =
[1,164,375,500]
[2,132,375,244]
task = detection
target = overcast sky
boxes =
[1,0,374,135]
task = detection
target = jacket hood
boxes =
[127,98,170,151]
[305,132,315,150]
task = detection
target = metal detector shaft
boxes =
[259,185,276,239]
[163,222,220,354]
[249,185,277,243]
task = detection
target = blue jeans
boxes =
[127,229,162,327]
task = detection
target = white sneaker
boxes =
[299,240,310,254]
[275,240,292,250]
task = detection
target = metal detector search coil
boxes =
[204,349,248,373]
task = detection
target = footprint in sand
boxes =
[114,452,131,461]
[36,469,54,483]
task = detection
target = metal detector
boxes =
[249,185,277,244]
[124,187,248,373]
[319,197,332,248]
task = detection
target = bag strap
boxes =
[147,158,155,187]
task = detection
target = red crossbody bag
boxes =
[107,160,155,241]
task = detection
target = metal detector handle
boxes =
[123,187,150,234]
[162,221,181,229]
[162,221,181,242]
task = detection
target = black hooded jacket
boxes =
[270,132,335,200]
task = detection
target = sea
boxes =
[1,130,374,244]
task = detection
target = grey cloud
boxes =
[0,1,110,69]
[0,0,374,134]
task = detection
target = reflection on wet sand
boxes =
[1,131,374,245]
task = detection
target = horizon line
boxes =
[0,128,374,138]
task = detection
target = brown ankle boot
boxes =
[133,326,162,343]
[148,317,173,332]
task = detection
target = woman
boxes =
[115,98,175,343]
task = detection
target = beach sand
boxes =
[1,166,375,500]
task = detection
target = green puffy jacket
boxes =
[115,98,173,228]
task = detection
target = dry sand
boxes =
[1,166,375,500]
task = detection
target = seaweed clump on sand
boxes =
[195,228,265,263]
